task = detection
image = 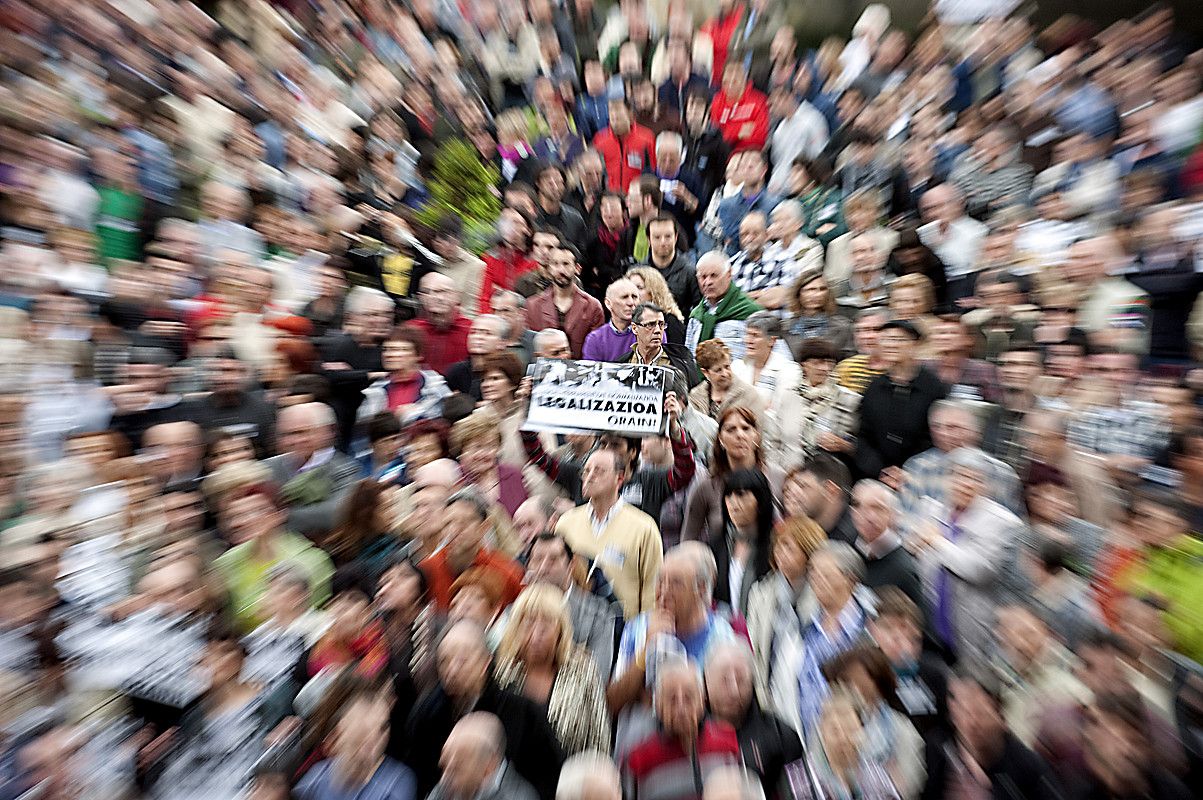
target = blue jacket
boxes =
[576,93,610,141]
[714,190,782,254]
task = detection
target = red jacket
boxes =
[404,315,470,376]
[711,85,769,152]
[593,124,657,191]
[700,3,746,81]
[524,286,605,359]
[479,247,537,314]
[421,547,524,611]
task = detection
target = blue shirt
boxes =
[124,127,178,205]
[717,191,782,254]
[295,758,416,800]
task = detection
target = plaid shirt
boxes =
[899,447,1024,536]
[730,247,793,294]
[1067,399,1170,460]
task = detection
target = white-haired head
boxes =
[556,752,621,800]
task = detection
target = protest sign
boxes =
[522,359,672,436]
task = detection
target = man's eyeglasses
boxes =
[635,320,667,330]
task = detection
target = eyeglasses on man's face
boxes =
[635,319,667,330]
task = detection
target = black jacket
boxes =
[855,366,948,480]
[405,681,565,800]
[647,252,702,318]
[1130,253,1203,361]
[936,733,1061,800]
[682,127,730,200]
[445,359,483,401]
[538,202,588,245]
[862,541,924,610]
[734,704,805,799]
[317,333,385,450]
[181,391,277,458]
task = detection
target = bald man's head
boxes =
[605,279,640,326]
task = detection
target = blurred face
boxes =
[532,231,559,267]
[718,413,759,464]
[500,209,528,249]
[459,432,501,478]
[600,196,625,229]
[450,585,495,625]
[744,326,771,362]
[648,220,678,261]
[705,650,753,722]
[809,551,853,610]
[739,215,768,254]
[605,280,640,325]
[852,486,893,541]
[891,286,925,320]
[609,102,631,134]
[724,489,758,528]
[801,356,835,387]
[772,534,809,581]
[657,555,702,616]
[1092,352,1139,395]
[1131,499,1187,548]
[526,538,571,587]
[581,451,623,504]
[420,274,458,317]
[278,408,325,462]
[950,678,1004,754]
[701,355,733,391]
[931,408,977,452]
[877,329,916,369]
[201,640,245,687]
[870,614,921,666]
[547,247,577,287]
[657,142,682,174]
[383,340,420,375]
[207,434,253,471]
[1046,344,1085,380]
[480,370,514,405]
[333,697,390,772]
[438,627,490,698]
[948,465,986,512]
[998,350,1042,391]
[850,238,881,275]
[377,563,423,611]
[697,259,732,303]
[467,317,503,356]
[519,611,561,664]
[356,299,395,342]
[446,502,487,559]
[997,606,1048,670]
[818,697,863,766]
[721,64,747,97]
[656,667,705,739]
[329,593,371,641]
[406,433,443,470]
[224,494,283,544]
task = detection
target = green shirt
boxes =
[1122,534,1203,664]
[214,531,334,632]
[95,185,143,263]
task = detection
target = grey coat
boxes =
[566,586,621,675]
[264,451,361,540]
[918,495,1023,664]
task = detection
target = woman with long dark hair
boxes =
[715,469,776,615]
[681,405,785,543]
[374,556,437,760]
[324,479,402,577]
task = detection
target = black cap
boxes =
[879,319,922,340]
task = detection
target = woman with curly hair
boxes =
[626,265,686,344]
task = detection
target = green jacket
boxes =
[1121,534,1203,663]
[686,282,762,351]
[215,531,334,632]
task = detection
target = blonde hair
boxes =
[890,274,935,316]
[497,584,575,668]
[625,266,684,320]
[451,408,503,456]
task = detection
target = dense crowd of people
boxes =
[2,0,1203,798]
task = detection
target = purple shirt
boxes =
[581,322,636,362]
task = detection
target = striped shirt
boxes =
[833,354,884,395]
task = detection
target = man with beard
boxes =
[524,242,604,359]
